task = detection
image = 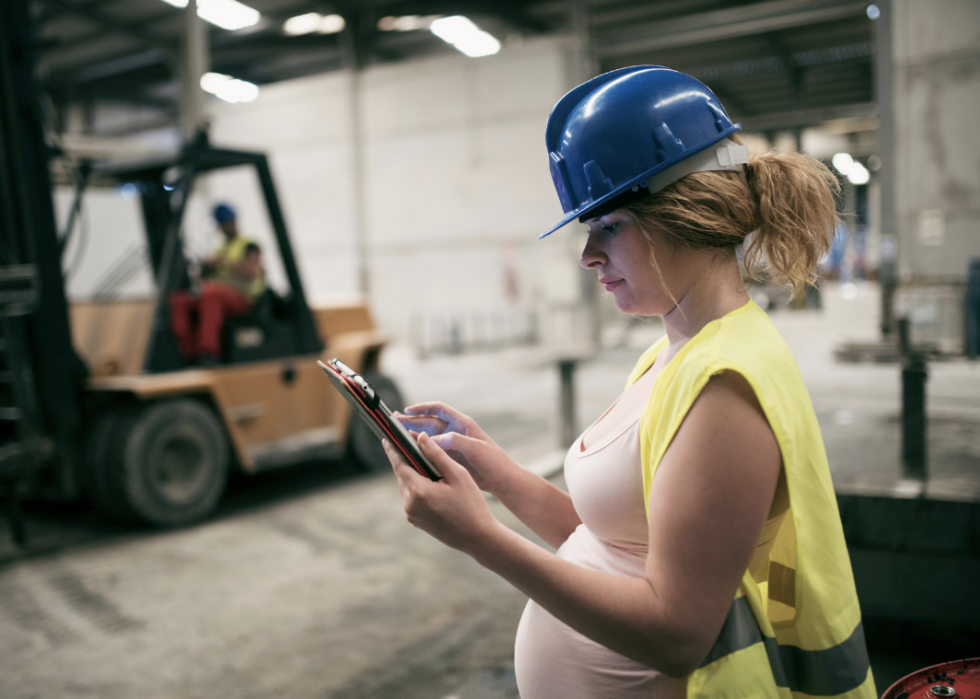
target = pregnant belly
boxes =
[513,526,686,699]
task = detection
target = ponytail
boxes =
[623,138,840,296]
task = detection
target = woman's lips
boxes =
[599,277,623,291]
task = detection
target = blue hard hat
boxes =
[212,203,236,225]
[541,66,741,238]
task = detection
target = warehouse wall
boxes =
[892,0,980,281]
[206,36,576,345]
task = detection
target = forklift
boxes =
[0,0,399,537]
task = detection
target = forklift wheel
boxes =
[86,399,229,527]
[348,372,405,473]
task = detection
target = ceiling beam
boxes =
[38,0,176,51]
[738,101,876,132]
[594,0,870,57]
[369,0,548,33]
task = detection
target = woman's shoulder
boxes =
[685,301,799,381]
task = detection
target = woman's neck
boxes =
[660,255,749,351]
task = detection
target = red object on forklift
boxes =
[882,658,980,699]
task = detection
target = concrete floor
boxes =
[1,282,978,698]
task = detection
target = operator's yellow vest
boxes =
[627,300,875,699]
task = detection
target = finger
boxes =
[417,432,471,482]
[383,439,425,485]
[429,431,482,456]
[404,402,467,424]
[395,414,447,432]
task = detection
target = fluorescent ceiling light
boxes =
[831,152,870,185]
[200,72,259,103]
[832,152,853,174]
[284,12,346,36]
[158,0,260,31]
[429,16,500,57]
[847,162,870,185]
[377,15,440,32]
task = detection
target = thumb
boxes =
[418,432,470,482]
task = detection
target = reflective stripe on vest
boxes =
[701,597,870,696]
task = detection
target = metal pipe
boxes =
[341,23,370,298]
[874,0,898,336]
[179,0,209,143]
[558,359,578,448]
[898,317,927,481]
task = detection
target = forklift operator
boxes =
[169,203,265,365]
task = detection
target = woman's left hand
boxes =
[383,432,500,554]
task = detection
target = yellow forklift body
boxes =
[71,300,387,472]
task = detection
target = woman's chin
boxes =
[614,299,643,315]
[614,295,665,317]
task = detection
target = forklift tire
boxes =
[83,411,134,522]
[87,399,229,527]
[348,371,405,474]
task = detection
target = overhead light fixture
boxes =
[832,152,854,174]
[847,162,870,185]
[831,152,870,185]
[201,72,259,103]
[283,12,346,36]
[429,16,500,58]
[158,0,260,31]
[377,15,440,32]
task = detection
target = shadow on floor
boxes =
[0,456,367,567]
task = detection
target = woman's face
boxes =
[579,210,677,316]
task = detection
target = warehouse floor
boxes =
[1,282,978,698]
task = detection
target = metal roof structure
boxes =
[32,0,878,138]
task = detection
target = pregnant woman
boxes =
[385,66,875,699]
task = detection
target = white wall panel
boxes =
[362,61,469,137]
[208,36,573,341]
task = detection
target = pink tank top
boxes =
[513,399,686,699]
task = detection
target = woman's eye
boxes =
[602,223,619,234]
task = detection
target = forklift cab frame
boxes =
[100,133,324,372]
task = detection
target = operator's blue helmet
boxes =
[213,203,236,225]
[540,66,745,239]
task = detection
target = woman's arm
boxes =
[482,456,582,549]
[388,371,781,676]
[397,403,581,548]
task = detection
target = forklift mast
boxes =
[0,0,87,527]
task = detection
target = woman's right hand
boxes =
[395,402,519,497]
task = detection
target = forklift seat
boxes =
[221,289,297,363]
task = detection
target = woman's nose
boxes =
[580,231,606,269]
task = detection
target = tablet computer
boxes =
[317,359,442,481]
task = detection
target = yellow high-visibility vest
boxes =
[627,299,876,698]
[211,235,266,300]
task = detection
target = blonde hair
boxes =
[622,138,840,297]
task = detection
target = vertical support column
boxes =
[179,0,209,143]
[558,359,578,449]
[342,20,370,298]
[898,317,927,481]
[967,259,980,359]
[570,0,596,84]
[874,0,898,336]
[569,0,601,351]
